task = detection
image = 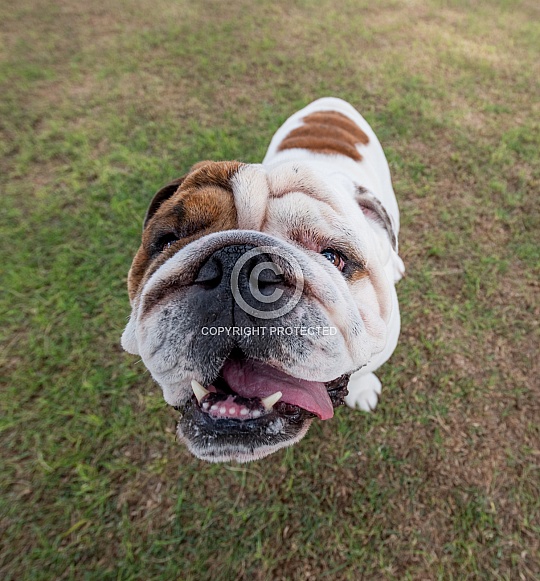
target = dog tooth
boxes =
[240,408,249,416]
[191,379,209,403]
[261,391,283,410]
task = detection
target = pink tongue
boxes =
[221,359,334,420]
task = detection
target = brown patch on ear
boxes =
[278,110,369,161]
[128,161,242,300]
[143,176,186,229]
[180,161,243,192]
[142,161,233,229]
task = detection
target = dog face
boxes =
[122,157,396,463]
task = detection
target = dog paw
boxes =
[344,373,382,412]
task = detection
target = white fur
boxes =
[262,97,404,413]
[345,373,382,412]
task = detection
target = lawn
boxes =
[1,0,539,579]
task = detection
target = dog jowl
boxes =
[121,98,405,463]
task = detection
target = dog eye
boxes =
[321,248,345,270]
[155,233,180,252]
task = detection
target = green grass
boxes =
[1,0,539,579]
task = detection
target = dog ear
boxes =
[142,162,214,230]
[143,176,187,230]
[355,186,397,252]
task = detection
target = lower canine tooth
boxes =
[261,391,283,410]
[191,379,209,403]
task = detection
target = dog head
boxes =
[121,159,396,462]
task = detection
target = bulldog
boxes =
[121,97,405,463]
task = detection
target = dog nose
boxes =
[194,244,285,295]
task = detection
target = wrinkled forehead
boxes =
[234,161,362,228]
[231,163,371,268]
[148,160,359,231]
[229,161,352,232]
[248,163,367,249]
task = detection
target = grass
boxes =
[1,0,539,579]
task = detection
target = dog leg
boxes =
[344,372,382,412]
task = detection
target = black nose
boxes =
[193,244,290,316]
[195,244,284,290]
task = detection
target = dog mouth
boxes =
[175,352,350,462]
[193,357,339,419]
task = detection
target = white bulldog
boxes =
[121,97,405,463]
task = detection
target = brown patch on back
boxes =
[128,161,242,301]
[277,111,369,161]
